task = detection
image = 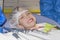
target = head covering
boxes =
[10,8,28,28]
[13,9,28,23]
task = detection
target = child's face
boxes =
[18,11,36,29]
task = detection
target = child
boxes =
[0,7,59,40]
[8,7,57,32]
[10,7,47,30]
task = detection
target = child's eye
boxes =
[26,13,31,16]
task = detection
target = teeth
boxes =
[28,18,33,23]
[29,19,32,23]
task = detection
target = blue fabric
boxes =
[0,7,6,33]
[40,0,60,24]
[0,7,6,26]
[0,27,3,33]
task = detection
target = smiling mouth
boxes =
[28,18,33,23]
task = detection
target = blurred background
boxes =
[1,0,40,19]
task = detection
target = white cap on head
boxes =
[15,10,28,22]
[9,8,29,28]
[12,9,28,24]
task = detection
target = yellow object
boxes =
[4,8,40,14]
[4,8,12,14]
[29,9,40,13]
[44,23,55,33]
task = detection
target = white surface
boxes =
[0,30,60,40]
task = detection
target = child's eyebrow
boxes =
[26,11,31,14]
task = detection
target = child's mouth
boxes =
[28,18,33,23]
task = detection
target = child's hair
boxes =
[9,7,29,28]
